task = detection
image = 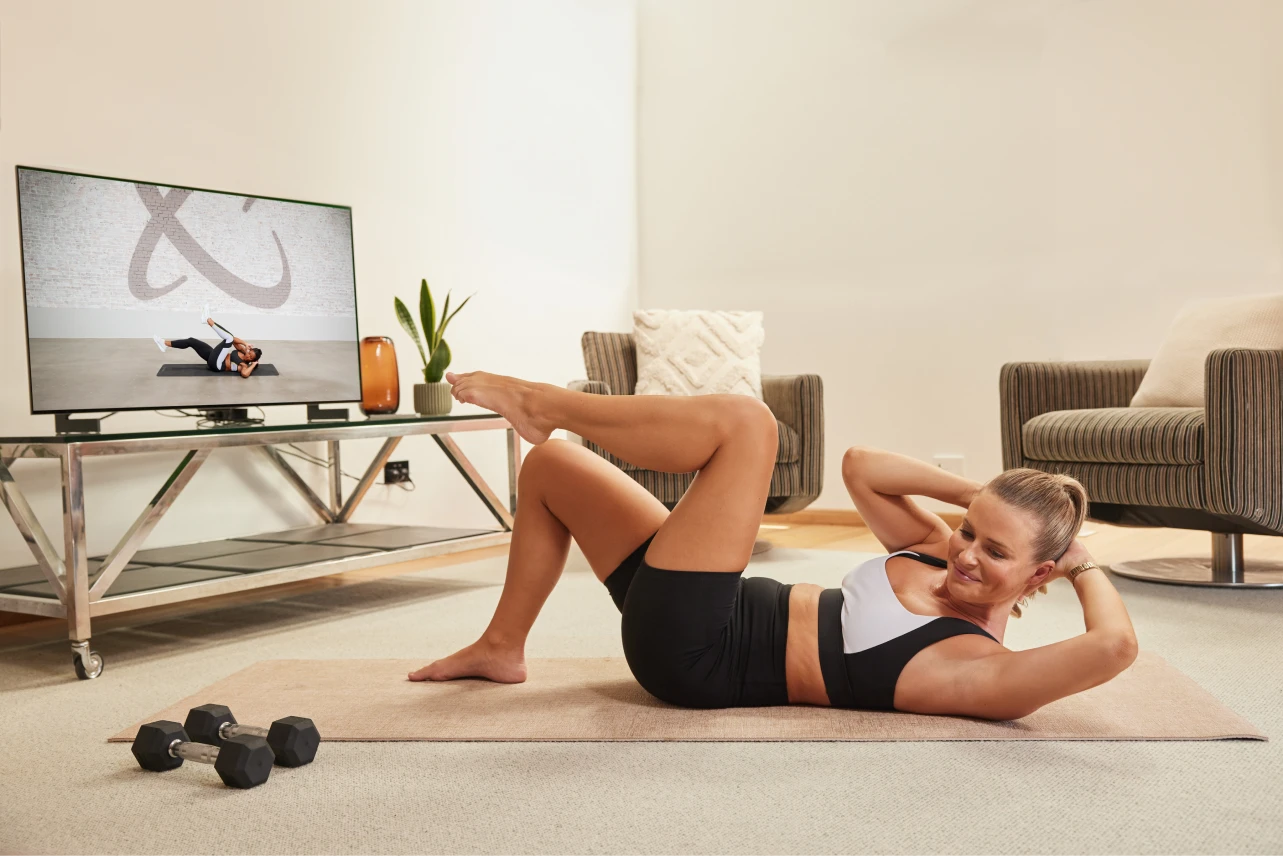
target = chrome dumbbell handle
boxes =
[220,722,269,740]
[169,739,220,766]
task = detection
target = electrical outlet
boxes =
[384,461,410,484]
[933,454,965,477]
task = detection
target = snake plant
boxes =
[395,278,473,384]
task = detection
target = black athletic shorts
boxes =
[603,535,792,708]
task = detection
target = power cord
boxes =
[279,443,416,492]
[153,407,266,429]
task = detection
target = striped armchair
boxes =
[1000,350,1283,587]
[570,332,824,513]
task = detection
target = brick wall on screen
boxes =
[18,170,356,318]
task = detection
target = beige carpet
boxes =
[4,544,1282,854]
[112,653,1264,743]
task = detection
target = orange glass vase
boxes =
[359,336,400,415]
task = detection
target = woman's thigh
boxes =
[646,396,778,573]
[523,439,669,582]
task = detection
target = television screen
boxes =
[16,166,360,414]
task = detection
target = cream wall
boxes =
[0,0,636,567]
[638,0,1283,508]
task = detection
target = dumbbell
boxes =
[184,704,320,767]
[131,720,274,789]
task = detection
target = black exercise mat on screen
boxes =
[157,364,280,377]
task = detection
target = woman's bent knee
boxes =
[517,437,580,488]
[719,395,777,454]
[841,445,874,482]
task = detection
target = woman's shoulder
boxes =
[902,536,949,564]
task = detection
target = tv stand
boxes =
[0,414,521,681]
[54,413,102,435]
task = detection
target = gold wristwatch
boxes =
[1067,561,1099,582]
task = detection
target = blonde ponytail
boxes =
[981,469,1088,618]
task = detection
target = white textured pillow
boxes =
[633,309,765,399]
[1131,293,1283,407]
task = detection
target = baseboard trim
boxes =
[765,508,964,528]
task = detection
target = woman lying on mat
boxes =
[411,372,1138,720]
[154,316,263,378]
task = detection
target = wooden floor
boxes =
[758,518,1283,563]
[2,518,1278,639]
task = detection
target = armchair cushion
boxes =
[633,310,765,399]
[1000,360,1150,470]
[1023,407,1204,465]
[1131,293,1283,407]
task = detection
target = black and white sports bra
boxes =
[818,551,998,711]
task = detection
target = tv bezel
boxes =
[15,165,363,416]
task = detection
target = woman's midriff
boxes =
[785,583,831,705]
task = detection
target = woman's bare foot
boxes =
[446,371,554,445]
[408,639,528,683]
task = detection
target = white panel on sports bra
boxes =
[839,552,937,654]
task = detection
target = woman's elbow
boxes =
[991,704,1041,722]
[1087,631,1138,684]
[1109,631,1139,670]
[968,698,1041,722]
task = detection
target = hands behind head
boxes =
[1050,539,1094,585]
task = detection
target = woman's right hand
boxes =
[1051,539,1095,584]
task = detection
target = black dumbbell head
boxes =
[213,735,274,789]
[266,716,320,767]
[184,703,237,747]
[132,720,187,772]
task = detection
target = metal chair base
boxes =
[1109,533,1283,588]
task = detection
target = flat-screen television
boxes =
[15,166,360,414]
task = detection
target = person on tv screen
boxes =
[154,313,263,378]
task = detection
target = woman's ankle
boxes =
[520,383,560,435]
[481,629,525,654]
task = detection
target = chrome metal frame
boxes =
[506,428,521,515]
[90,448,211,600]
[258,446,334,524]
[434,433,516,529]
[0,416,519,678]
[0,456,65,600]
[63,448,90,642]
[337,437,402,522]
[327,440,342,514]
[1110,532,1283,588]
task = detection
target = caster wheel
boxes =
[73,650,104,680]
